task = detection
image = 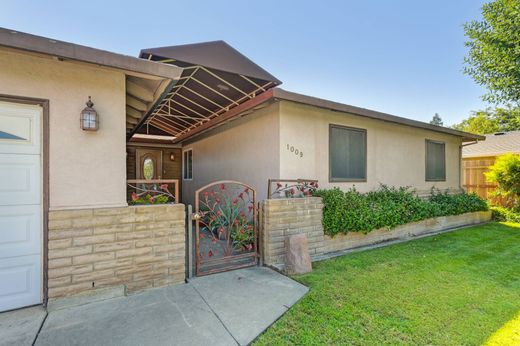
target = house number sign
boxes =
[286,144,303,158]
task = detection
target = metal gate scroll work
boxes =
[194,181,258,276]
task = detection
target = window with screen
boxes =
[425,140,446,181]
[329,125,367,181]
[183,149,193,180]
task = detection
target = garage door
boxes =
[0,101,42,312]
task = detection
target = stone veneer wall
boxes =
[260,197,492,268]
[47,204,185,299]
[259,198,324,266]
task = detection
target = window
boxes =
[329,125,367,181]
[425,140,446,181]
[142,157,154,180]
[183,149,193,180]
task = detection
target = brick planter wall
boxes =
[259,197,324,266]
[259,197,492,269]
[47,204,185,299]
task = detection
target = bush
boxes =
[485,153,520,208]
[490,206,520,223]
[314,186,488,236]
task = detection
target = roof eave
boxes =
[0,27,183,80]
[272,88,485,141]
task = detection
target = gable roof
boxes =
[140,40,281,84]
[462,131,520,158]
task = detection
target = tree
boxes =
[452,105,520,134]
[452,109,500,134]
[429,113,443,126]
[464,0,520,105]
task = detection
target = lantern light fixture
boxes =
[170,153,175,161]
[80,96,98,131]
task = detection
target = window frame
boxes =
[182,148,193,181]
[328,124,368,183]
[425,139,446,182]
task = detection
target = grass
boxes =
[255,222,520,345]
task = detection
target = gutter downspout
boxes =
[459,140,480,192]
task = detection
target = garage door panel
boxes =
[0,205,41,259]
[0,100,42,312]
[0,154,40,206]
[0,102,40,155]
[0,255,41,311]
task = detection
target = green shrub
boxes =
[314,186,488,236]
[485,153,520,208]
[490,206,520,222]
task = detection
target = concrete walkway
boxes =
[0,267,307,346]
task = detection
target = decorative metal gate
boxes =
[194,180,258,276]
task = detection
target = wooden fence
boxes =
[462,156,510,207]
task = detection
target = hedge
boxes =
[491,206,520,223]
[314,186,488,236]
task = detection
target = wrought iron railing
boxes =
[267,179,319,199]
[127,179,180,204]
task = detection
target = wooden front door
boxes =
[136,149,163,180]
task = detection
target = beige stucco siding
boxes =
[0,49,127,209]
[279,101,462,194]
[182,102,280,204]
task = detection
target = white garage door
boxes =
[0,101,42,312]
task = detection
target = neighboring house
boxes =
[0,27,483,312]
[462,131,520,201]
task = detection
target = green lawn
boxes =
[255,222,520,345]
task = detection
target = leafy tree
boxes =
[485,154,520,208]
[464,0,520,104]
[453,105,520,134]
[452,110,500,134]
[430,113,443,126]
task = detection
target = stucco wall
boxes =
[181,102,280,204]
[279,101,463,195]
[0,48,127,209]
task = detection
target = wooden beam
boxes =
[126,95,148,112]
[126,106,142,119]
[126,80,155,102]
[173,89,274,143]
[126,116,139,125]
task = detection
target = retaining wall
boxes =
[259,197,492,268]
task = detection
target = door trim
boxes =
[0,94,49,306]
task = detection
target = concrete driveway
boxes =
[0,267,307,346]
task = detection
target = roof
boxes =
[134,41,281,139]
[140,41,281,84]
[462,131,520,158]
[173,88,485,143]
[0,27,182,80]
[272,89,484,142]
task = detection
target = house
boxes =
[0,27,483,312]
[462,131,520,202]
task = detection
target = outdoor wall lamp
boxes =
[80,96,99,131]
[170,153,175,161]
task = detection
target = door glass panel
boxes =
[143,157,154,180]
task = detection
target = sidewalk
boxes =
[1,267,307,346]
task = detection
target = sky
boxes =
[1,0,490,126]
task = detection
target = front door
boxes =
[136,149,162,180]
[0,100,42,312]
